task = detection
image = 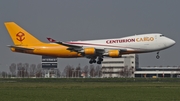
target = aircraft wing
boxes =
[55,42,107,57]
[57,41,84,52]
[56,41,83,48]
[47,37,106,54]
[47,37,83,52]
[7,45,34,50]
[56,41,105,54]
[46,37,129,57]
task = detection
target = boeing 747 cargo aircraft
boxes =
[5,22,175,64]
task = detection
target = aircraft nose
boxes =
[166,38,176,47]
[169,39,176,46]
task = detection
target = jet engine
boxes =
[108,50,120,57]
[84,48,96,55]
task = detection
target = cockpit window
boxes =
[160,35,165,37]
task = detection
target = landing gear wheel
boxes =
[93,60,96,63]
[89,60,93,64]
[156,55,160,59]
[97,61,101,64]
[97,57,103,64]
[99,58,103,61]
[89,59,96,64]
[156,52,160,59]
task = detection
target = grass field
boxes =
[0,78,180,101]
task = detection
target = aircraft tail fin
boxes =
[4,22,43,46]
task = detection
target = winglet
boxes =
[47,37,56,42]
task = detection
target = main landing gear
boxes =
[156,52,160,59]
[89,59,96,64]
[89,57,103,64]
[97,57,103,64]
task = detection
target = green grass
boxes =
[0,78,180,101]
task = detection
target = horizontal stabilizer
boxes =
[7,45,34,50]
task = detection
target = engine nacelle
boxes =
[108,50,120,57]
[84,48,96,55]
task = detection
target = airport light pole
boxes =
[0,64,1,78]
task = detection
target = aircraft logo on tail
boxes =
[16,32,25,42]
[47,37,56,42]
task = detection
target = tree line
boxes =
[0,63,102,78]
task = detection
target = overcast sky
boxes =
[0,0,179,71]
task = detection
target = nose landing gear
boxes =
[156,52,160,59]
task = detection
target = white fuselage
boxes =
[68,33,175,54]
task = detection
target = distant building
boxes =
[101,54,180,78]
[101,54,139,78]
[135,66,180,78]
